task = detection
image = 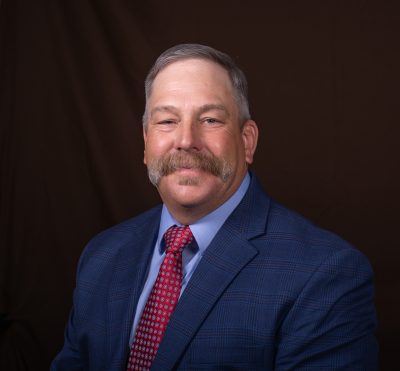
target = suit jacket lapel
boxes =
[106,208,162,365]
[152,175,270,370]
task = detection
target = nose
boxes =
[175,121,201,151]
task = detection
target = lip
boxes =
[174,167,202,175]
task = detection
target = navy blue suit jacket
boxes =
[52,175,378,370]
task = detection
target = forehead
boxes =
[150,59,233,97]
[153,59,232,89]
[157,57,230,78]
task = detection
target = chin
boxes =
[172,194,212,210]
[161,176,218,205]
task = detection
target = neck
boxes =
[164,200,222,225]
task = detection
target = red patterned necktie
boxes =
[126,225,193,371]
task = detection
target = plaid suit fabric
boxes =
[52,174,378,371]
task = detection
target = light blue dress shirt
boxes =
[129,173,250,345]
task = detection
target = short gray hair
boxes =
[143,43,251,126]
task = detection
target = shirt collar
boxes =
[157,172,250,254]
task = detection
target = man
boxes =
[52,44,378,370]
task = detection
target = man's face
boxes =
[143,58,258,222]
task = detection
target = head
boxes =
[143,44,258,224]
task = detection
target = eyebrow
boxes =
[150,105,179,117]
[150,103,229,118]
[196,104,229,117]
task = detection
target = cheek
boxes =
[204,131,231,152]
[145,134,173,158]
[206,133,244,161]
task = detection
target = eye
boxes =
[158,119,176,125]
[202,117,221,125]
[151,118,178,130]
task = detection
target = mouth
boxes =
[174,166,202,175]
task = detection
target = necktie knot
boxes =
[164,225,193,255]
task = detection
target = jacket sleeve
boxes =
[274,247,378,370]
[50,242,93,371]
[50,307,84,371]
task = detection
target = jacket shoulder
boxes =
[78,204,162,267]
[264,199,371,266]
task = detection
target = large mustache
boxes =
[146,151,232,186]
[158,151,224,177]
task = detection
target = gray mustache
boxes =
[159,151,223,177]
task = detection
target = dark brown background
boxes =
[1,0,399,369]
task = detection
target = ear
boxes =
[241,120,258,165]
[143,126,148,165]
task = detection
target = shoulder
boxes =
[241,174,371,270]
[88,204,161,243]
[267,199,355,249]
[263,198,373,275]
[77,204,162,270]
